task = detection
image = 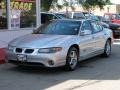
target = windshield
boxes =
[34,21,81,35]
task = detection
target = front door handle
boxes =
[92,36,95,39]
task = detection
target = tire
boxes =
[102,40,111,57]
[65,47,79,71]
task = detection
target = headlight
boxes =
[38,47,62,53]
[8,45,14,51]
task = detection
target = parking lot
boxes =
[0,41,120,90]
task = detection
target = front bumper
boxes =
[6,49,67,67]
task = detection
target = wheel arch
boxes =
[107,37,112,44]
[69,44,80,55]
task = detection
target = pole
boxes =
[36,0,41,29]
[7,0,11,30]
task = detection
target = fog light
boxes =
[48,60,54,66]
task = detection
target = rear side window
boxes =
[81,21,92,31]
[91,22,103,33]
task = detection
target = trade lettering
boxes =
[0,1,33,11]
[0,2,5,9]
[11,2,33,11]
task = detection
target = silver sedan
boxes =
[6,19,113,71]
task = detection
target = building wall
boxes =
[0,30,32,48]
[56,4,120,16]
[116,5,120,13]
[93,5,117,16]
[0,29,32,62]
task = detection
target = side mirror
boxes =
[81,29,92,36]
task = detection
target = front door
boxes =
[90,22,105,51]
[79,21,95,60]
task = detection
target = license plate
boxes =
[17,54,27,62]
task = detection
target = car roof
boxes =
[52,19,89,22]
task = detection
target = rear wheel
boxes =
[102,40,111,57]
[65,47,79,71]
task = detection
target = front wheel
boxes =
[65,47,79,71]
[102,40,111,57]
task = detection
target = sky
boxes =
[111,0,120,4]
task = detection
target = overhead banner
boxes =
[0,0,35,11]
[10,0,35,29]
[0,1,6,9]
[11,0,35,11]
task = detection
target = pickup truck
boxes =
[104,13,120,24]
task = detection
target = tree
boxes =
[41,0,111,12]
[79,0,111,12]
[41,0,53,11]
[41,0,62,11]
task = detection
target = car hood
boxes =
[9,34,74,48]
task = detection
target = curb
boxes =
[0,48,5,64]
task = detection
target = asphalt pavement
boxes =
[0,42,120,90]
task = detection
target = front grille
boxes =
[16,48,23,53]
[25,49,34,54]
[15,48,34,54]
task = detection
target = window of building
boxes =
[0,0,7,29]
[10,0,36,29]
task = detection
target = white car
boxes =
[6,19,113,71]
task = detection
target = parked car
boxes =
[104,13,120,24]
[96,15,110,23]
[41,12,69,24]
[67,12,86,19]
[88,15,110,28]
[82,12,94,18]
[97,15,120,38]
[6,19,113,71]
